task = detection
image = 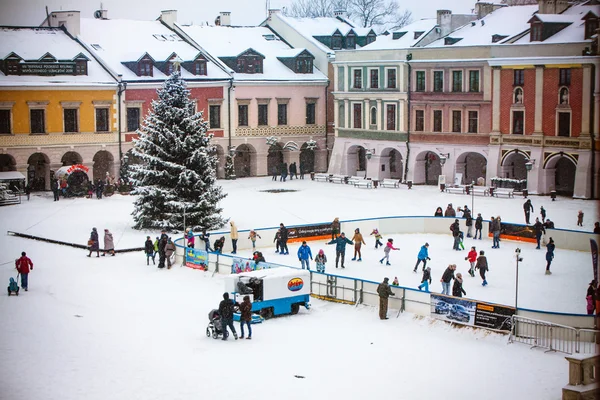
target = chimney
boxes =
[219,11,231,27]
[538,0,569,14]
[160,10,177,27]
[436,10,452,37]
[475,2,496,19]
[334,9,347,19]
[49,10,80,36]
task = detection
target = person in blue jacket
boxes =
[413,243,430,273]
[545,237,555,275]
[326,232,353,269]
[297,241,313,270]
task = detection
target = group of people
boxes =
[218,292,254,340]
[87,227,115,257]
[272,161,306,182]
[144,232,176,269]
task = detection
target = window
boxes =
[469,70,479,92]
[353,69,362,89]
[512,111,524,134]
[75,61,87,75]
[468,111,478,133]
[452,110,461,133]
[258,104,268,126]
[433,110,442,132]
[306,103,316,125]
[238,105,248,126]
[209,105,221,129]
[139,61,152,77]
[332,34,342,50]
[346,34,356,49]
[30,109,45,134]
[370,69,379,89]
[416,71,425,92]
[452,71,463,92]
[585,18,598,39]
[64,109,78,133]
[0,109,11,134]
[559,69,571,86]
[296,57,313,73]
[415,110,424,131]
[531,23,542,41]
[387,69,396,88]
[194,60,207,75]
[95,108,109,132]
[386,104,396,131]
[558,112,570,137]
[237,56,263,74]
[353,103,362,129]
[514,70,524,86]
[126,107,140,132]
[433,71,444,92]
[277,103,287,125]
[370,107,377,126]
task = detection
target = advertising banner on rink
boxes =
[231,257,278,274]
[431,294,515,332]
[185,247,208,270]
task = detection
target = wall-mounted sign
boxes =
[20,62,76,76]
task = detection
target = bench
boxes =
[314,173,330,182]
[353,180,373,189]
[380,179,401,188]
[330,175,346,184]
[494,188,514,198]
[472,187,489,196]
[445,186,465,195]
[347,176,363,185]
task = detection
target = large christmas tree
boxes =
[130,72,227,231]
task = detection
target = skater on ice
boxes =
[213,236,225,254]
[229,221,238,254]
[379,238,399,266]
[434,206,443,217]
[248,230,261,250]
[413,243,430,272]
[523,199,533,225]
[327,232,353,269]
[466,246,477,277]
[475,251,489,286]
[279,224,289,255]
[440,264,455,295]
[331,218,340,240]
[200,231,213,252]
[450,219,461,251]
[377,277,395,320]
[297,241,312,270]
[540,206,546,223]
[533,218,545,249]
[490,217,501,249]
[351,228,366,261]
[474,213,483,240]
[452,273,466,298]
[418,267,432,292]
[315,249,327,273]
[370,228,383,249]
[545,238,555,275]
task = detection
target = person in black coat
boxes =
[218,292,239,341]
[418,267,432,292]
[299,161,305,179]
[523,199,534,224]
[279,223,289,254]
[545,237,555,275]
[289,162,297,180]
[594,222,600,234]
[87,227,100,257]
[280,162,288,182]
[200,231,213,252]
[157,232,168,269]
[144,235,155,265]
[451,219,460,251]
[463,208,473,238]
[434,207,443,217]
[533,218,546,249]
[213,236,225,254]
[452,273,466,297]
[474,213,483,240]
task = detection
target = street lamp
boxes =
[524,159,535,198]
[439,153,450,167]
[365,148,376,160]
[515,248,523,309]
[471,180,475,217]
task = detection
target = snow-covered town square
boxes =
[1,0,600,399]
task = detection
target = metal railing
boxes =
[509,315,599,355]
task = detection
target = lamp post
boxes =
[515,248,522,309]
[438,153,450,192]
[471,180,475,217]
[524,159,535,198]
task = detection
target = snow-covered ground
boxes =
[0,178,596,400]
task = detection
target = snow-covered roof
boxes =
[78,18,230,82]
[426,5,539,48]
[0,171,26,181]
[359,19,438,50]
[177,24,327,82]
[0,27,116,87]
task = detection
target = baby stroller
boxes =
[206,309,228,340]
[7,276,19,296]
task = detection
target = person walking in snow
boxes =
[370,228,383,249]
[577,210,584,227]
[239,295,253,340]
[413,243,430,272]
[475,251,488,286]
[444,203,456,217]
[545,237,555,275]
[327,232,353,269]
[15,251,33,291]
[440,264,455,295]
[218,292,238,341]
[279,162,288,182]
[315,249,327,273]
[474,213,483,240]
[87,227,100,258]
[158,232,168,269]
[297,241,313,270]
[279,223,289,254]
[418,267,432,292]
[248,230,261,250]
[351,228,366,261]
[451,219,461,251]
[153,236,159,255]
[466,246,477,277]
[463,207,473,238]
[523,199,534,224]
[452,273,466,298]
[299,160,305,179]
[533,218,545,249]
[331,218,340,240]
[165,237,176,269]
[145,236,155,265]
[540,206,546,223]
[377,277,395,320]
[229,221,239,254]
[379,238,399,266]
[102,229,115,256]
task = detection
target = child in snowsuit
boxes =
[475,251,488,286]
[577,211,584,227]
[248,230,261,250]
[315,249,327,273]
[418,267,432,292]
[380,238,399,266]
[452,273,466,297]
[466,246,477,277]
[370,228,383,249]
[145,236,155,265]
[392,277,399,286]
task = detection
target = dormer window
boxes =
[346,33,356,49]
[332,33,342,50]
[296,57,313,74]
[75,60,87,75]
[585,16,598,40]
[194,60,206,75]
[531,22,542,41]
[237,56,262,74]
[366,32,376,45]
[139,60,153,77]
[414,31,424,39]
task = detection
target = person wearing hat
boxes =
[218,292,239,341]
[451,219,461,251]
[413,243,430,272]
[326,232,353,269]
[452,273,467,298]
[87,227,100,258]
[380,238,399,266]
[444,204,456,217]
[587,280,597,315]
[545,237,555,275]
[376,277,395,320]
[144,236,155,265]
[418,267,432,292]
[463,206,473,238]
[474,213,483,240]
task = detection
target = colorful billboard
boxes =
[185,247,208,270]
[431,294,515,332]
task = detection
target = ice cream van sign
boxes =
[287,277,304,292]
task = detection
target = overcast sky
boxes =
[0,0,477,27]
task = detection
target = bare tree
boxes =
[285,0,335,18]
[385,9,413,32]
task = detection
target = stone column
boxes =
[491,67,501,133]
[344,99,349,132]
[533,65,544,134]
[376,99,382,131]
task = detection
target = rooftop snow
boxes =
[177,25,328,82]
[359,19,438,50]
[78,18,230,82]
[0,27,115,87]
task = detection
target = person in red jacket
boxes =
[466,246,477,277]
[15,251,33,291]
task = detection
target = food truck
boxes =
[224,267,311,319]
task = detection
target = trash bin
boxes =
[465,186,471,195]
[550,190,557,201]
[440,183,446,192]
[407,180,413,189]
[489,187,495,197]
[372,179,379,188]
